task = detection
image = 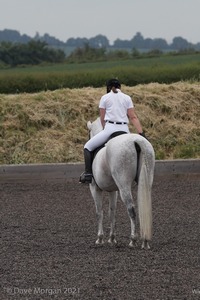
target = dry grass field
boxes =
[0,81,200,164]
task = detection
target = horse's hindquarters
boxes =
[106,136,138,188]
[92,149,118,191]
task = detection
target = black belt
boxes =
[106,120,127,125]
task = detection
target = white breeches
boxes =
[84,122,130,151]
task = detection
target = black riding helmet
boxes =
[106,78,121,93]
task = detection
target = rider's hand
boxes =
[139,132,148,140]
[139,132,145,137]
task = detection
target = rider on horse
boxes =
[79,78,145,184]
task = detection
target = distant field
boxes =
[1,52,200,74]
[0,53,200,93]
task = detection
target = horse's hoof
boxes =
[129,240,136,247]
[108,238,117,244]
[129,241,134,247]
[95,238,104,245]
[141,240,151,250]
[129,234,137,247]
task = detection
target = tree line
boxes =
[0,40,65,67]
[1,29,200,51]
[1,40,199,67]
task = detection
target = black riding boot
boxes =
[79,149,93,183]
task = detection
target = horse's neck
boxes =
[92,118,103,136]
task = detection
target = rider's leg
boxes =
[79,129,111,184]
[79,148,93,183]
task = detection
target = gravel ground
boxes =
[0,175,200,300]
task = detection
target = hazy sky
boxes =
[1,0,200,45]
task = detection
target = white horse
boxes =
[87,117,155,249]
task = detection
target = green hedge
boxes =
[0,62,200,94]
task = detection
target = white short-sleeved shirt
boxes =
[99,89,134,123]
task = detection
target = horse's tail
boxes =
[135,137,155,242]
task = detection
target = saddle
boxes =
[93,131,127,157]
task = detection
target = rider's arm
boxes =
[127,108,143,134]
[100,108,106,129]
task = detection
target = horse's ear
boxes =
[87,121,92,130]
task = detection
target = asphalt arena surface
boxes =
[0,160,200,300]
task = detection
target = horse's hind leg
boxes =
[90,185,104,244]
[119,189,137,247]
[108,191,118,244]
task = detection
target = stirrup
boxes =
[79,172,93,184]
